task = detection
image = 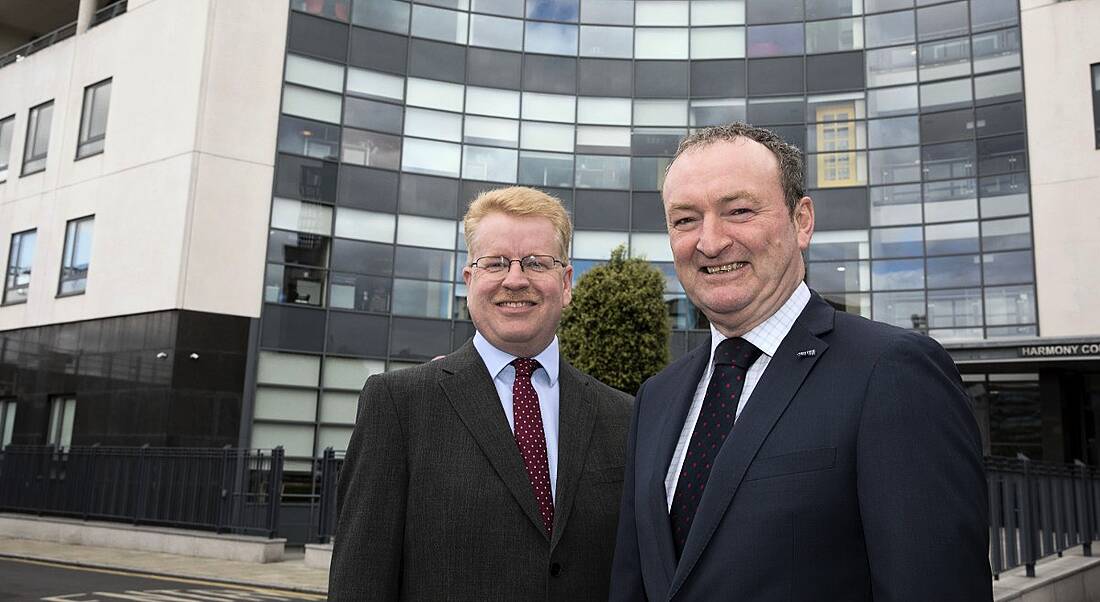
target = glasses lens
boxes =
[477,257,508,272]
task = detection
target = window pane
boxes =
[917,1,969,42]
[865,46,916,88]
[575,154,630,189]
[975,70,1022,105]
[335,208,396,243]
[525,21,578,55]
[691,0,745,25]
[919,37,970,82]
[691,27,745,59]
[331,239,394,273]
[269,229,331,267]
[579,25,633,58]
[343,97,403,133]
[519,150,574,186]
[392,279,454,318]
[747,23,803,57]
[872,258,924,290]
[872,291,926,328]
[521,121,575,151]
[473,0,523,17]
[341,128,401,169]
[347,68,405,101]
[982,217,1030,252]
[637,1,688,26]
[0,117,13,180]
[283,85,342,123]
[865,11,914,48]
[806,0,861,19]
[394,245,455,278]
[272,197,334,235]
[252,423,314,458]
[979,172,1029,218]
[634,100,686,127]
[462,145,519,182]
[255,384,317,422]
[868,116,918,148]
[470,14,523,49]
[635,28,688,60]
[576,125,630,154]
[970,0,1017,32]
[352,0,410,33]
[59,217,93,295]
[927,288,982,328]
[77,80,111,158]
[870,184,922,226]
[582,0,633,24]
[690,98,746,127]
[985,284,1035,326]
[407,78,465,112]
[405,108,463,142]
[577,97,630,125]
[464,115,519,147]
[292,0,351,21]
[869,146,920,185]
[466,86,521,118]
[806,18,863,54]
[925,221,978,256]
[397,215,457,249]
[983,250,1033,286]
[411,5,468,43]
[323,357,386,389]
[522,92,576,122]
[278,116,341,160]
[867,81,919,116]
[924,178,978,222]
[973,28,1020,74]
[3,230,36,304]
[527,0,579,21]
[23,102,53,173]
[747,0,802,23]
[573,231,629,259]
[630,232,673,262]
[872,226,923,258]
[401,138,461,176]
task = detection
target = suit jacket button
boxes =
[549,562,562,577]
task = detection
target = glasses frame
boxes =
[469,254,568,275]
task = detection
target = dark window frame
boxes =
[3,228,36,305]
[0,114,14,182]
[1092,63,1100,149]
[76,78,112,160]
[21,100,54,176]
[57,215,95,298]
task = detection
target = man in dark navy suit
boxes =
[609,123,991,601]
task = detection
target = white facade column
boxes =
[77,0,97,34]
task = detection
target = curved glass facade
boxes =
[258,0,1034,460]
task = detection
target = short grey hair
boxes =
[669,122,805,215]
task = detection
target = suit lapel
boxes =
[439,343,549,539]
[668,295,835,599]
[644,345,711,587]
[549,361,596,552]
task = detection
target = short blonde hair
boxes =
[463,186,572,259]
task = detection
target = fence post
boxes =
[266,447,284,539]
[1077,460,1094,557]
[83,443,100,520]
[319,447,336,543]
[133,444,149,525]
[1019,453,1037,577]
[216,445,232,534]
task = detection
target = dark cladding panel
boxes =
[390,318,452,360]
[524,55,577,94]
[338,165,399,212]
[635,61,688,98]
[747,56,804,96]
[408,38,466,83]
[809,186,870,230]
[690,60,746,98]
[261,304,326,352]
[327,311,390,357]
[275,154,338,204]
[574,190,629,230]
[349,27,407,74]
[288,12,349,61]
[806,52,865,93]
[579,59,633,97]
[467,48,523,89]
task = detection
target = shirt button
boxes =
[549,562,562,577]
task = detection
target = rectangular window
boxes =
[47,396,76,448]
[58,216,94,296]
[0,399,15,448]
[1093,63,1100,149]
[77,79,112,159]
[0,115,14,181]
[22,101,54,175]
[3,229,36,305]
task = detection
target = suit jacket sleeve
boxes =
[328,373,408,601]
[609,378,649,602]
[856,332,992,600]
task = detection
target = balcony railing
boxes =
[0,1,127,70]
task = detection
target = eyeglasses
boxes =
[469,255,566,275]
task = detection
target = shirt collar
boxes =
[473,332,560,385]
[709,281,811,360]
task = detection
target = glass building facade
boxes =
[258,0,1034,463]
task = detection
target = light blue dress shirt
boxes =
[473,332,560,501]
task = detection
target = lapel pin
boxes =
[796,349,816,358]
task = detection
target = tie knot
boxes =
[512,357,540,379]
[714,337,762,369]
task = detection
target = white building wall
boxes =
[1021,0,1100,337]
[0,0,284,331]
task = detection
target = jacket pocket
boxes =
[743,447,836,482]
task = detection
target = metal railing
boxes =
[313,447,345,543]
[91,1,129,28]
[0,1,127,70]
[986,454,1100,579]
[0,444,284,537]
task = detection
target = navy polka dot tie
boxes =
[512,358,554,535]
[669,337,762,559]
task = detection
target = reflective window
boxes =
[468,47,523,89]
[411,5,468,43]
[919,108,973,144]
[59,216,94,296]
[691,0,745,25]
[466,86,520,118]
[690,98,747,127]
[872,258,925,291]
[927,287,982,327]
[872,226,923,258]
[635,28,689,59]
[976,102,1024,138]
[924,178,978,222]
[576,125,630,154]
[405,108,462,142]
[3,229,35,304]
[868,115,918,148]
[518,150,574,186]
[347,67,405,102]
[747,97,804,125]
[22,101,53,175]
[293,0,351,20]
[808,230,870,261]
[332,238,395,274]
[323,357,386,389]
[470,14,523,50]
[636,1,687,25]
[342,128,401,169]
[330,273,392,312]
[872,290,926,328]
[462,145,519,182]
[0,115,12,181]
[806,0,861,19]
[917,1,969,42]
[521,121,575,152]
[401,138,462,176]
[407,78,465,112]
[975,70,1022,104]
[580,25,633,58]
[978,133,1027,174]
[979,172,1029,218]
[631,156,671,190]
[278,116,341,160]
[865,10,914,48]
[525,21,578,55]
[870,183,922,226]
[575,154,630,189]
[352,0,410,33]
[634,100,687,127]
[982,217,1031,252]
[983,250,1033,286]
[869,146,920,185]
[581,0,633,24]
[984,284,1035,325]
[284,85,343,124]
[973,28,1020,74]
[573,231,629,259]
[344,97,403,134]
[865,47,917,88]
[265,264,327,306]
[527,0,579,22]
[395,244,456,277]
[807,260,870,293]
[577,97,631,125]
[970,0,1017,32]
[865,0,912,13]
[631,128,684,155]
[805,18,863,54]
[925,221,978,256]
[464,116,519,147]
[335,208,396,243]
[922,141,975,181]
[746,0,802,23]
[691,27,745,59]
[269,230,331,268]
[522,92,576,122]
[392,279,454,318]
[272,197,334,236]
[920,78,972,111]
[747,23,804,57]
[524,54,578,93]
[473,0,523,17]
[919,37,970,82]
[77,79,111,158]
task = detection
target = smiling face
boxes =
[462,212,574,358]
[663,138,814,337]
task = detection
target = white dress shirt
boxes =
[664,282,811,509]
[473,332,561,501]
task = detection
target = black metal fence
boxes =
[986,454,1100,578]
[0,445,284,537]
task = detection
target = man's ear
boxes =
[562,264,574,307]
[794,196,815,251]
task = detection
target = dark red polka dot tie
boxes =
[669,337,762,559]
[512,358,554,535]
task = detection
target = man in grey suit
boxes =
[329,186,633,601]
